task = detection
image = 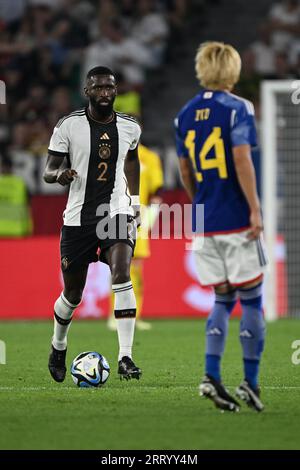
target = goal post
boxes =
[261,80,300,321]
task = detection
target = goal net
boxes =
[261,80,300,320]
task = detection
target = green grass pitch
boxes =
[0,319,299,450]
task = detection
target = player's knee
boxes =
[111,263,131,285]
[111,271,130,285]
[63,289,83,306]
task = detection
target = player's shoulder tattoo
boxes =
[56,109,86,128]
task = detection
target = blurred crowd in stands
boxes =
[0,0,300,190]
[239,0,300,104]
[0,0,191,169]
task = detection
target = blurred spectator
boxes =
[15,84,48,122]
[131,0,169,67]
[119,0,136,32]
[289,45,300,75]
[165,0,187,29]
[268,0,300,51]
[0,0,27,26]
[273,51,294,78]
[89,0,118,41]
[244,25,276,77]
[0,158,33,237]
[114,72,142,117]
[1,0,259,201]
[68,0,95,28]
[237,47,261,104]
[28,0,60,9]
[49,86,73,127]
[83,19,153,86]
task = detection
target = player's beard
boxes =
[90,96,115,120]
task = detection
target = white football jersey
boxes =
[48,109,141,226]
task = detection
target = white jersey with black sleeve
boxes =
[48,109,141,226]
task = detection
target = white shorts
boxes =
[192,230,268,287]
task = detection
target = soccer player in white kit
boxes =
[44,67,142,383]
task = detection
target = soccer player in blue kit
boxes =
[175,42,267,412]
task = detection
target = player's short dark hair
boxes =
[86,66,116,80]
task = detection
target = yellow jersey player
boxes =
[108,143,163,330]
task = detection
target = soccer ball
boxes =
[71,351,110,388]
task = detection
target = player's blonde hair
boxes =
[195,41,241,91]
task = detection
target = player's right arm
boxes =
[43,118,78,185]
[43,156,78,185]
[178,157,197,202]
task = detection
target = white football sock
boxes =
[112,281,136,361]
[52,292,80,351]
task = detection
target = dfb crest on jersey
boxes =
[99,143,111,159]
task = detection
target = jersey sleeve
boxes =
[129,123,142,150]
[48,120,70,157]
[230,101,257,148]
[174,115,189,158]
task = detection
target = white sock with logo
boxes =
[112,281,136,361]
[52,292,80,351]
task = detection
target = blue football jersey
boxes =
[174,90,258,234]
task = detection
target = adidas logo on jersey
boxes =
[240,329,253,338]
[100,133,110,140]
[207,327,223,336]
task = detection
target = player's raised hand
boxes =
[56,169,78,186]
[248,209,263,240]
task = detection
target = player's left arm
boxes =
[125,146,140,224]
[125,146,140,195]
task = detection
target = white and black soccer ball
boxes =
[71,351,110,388]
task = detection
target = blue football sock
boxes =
[238,283,265,390]
[205,291,237,382]
[244,359,260,390]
